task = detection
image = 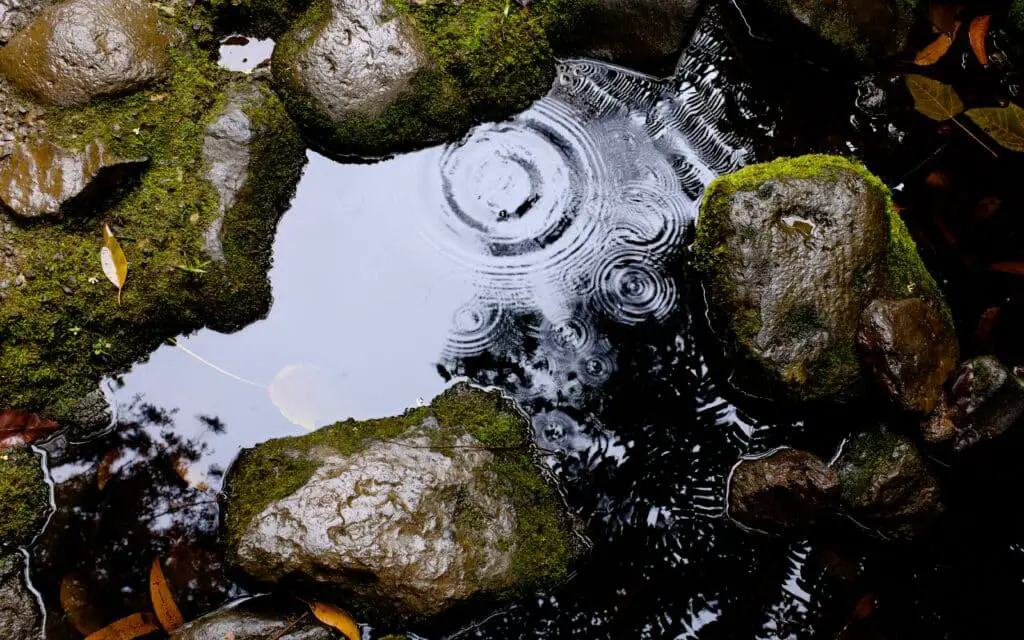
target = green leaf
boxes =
[966,103,1024,152]
[905,74,964,121]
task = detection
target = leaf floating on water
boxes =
[914,33,955,65]
[969,15,990,66]
[905,74,964,121]
[0,409,58,450]
[84,612,160,640]
[309,602,361,640]
[100,223,128,304]
[150,557,185,632]
[965,103,1024,152]
[97,447,122,490]
[60,573,105,636]
[988,262,1024,275]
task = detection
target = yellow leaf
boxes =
[966,103,1024,152]
[150,557,185,632]
[84,612,160,640]
[60,573,105,636]
[100,224,128,304]
[969,15,990,66]
[309,602,361,640]
[905,74,964,121]
[914,33,954,65]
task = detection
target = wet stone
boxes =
[0,0,173,106]
[728,448,839,532]
[837,426,943,540]
[0,553,41,638]
[949,356,1024,453]
[172,598,333,640]
[856,298,959,415]
[0,138,148,219]
[767,0,918,60]
[0,0,55,44]
[920,393,955,446]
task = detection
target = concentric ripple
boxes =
[593,251,678,324]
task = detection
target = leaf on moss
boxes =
[309,602,361,640]
[915,33,955,65]
[905,74,964,121]
[150,557,185,632]
[100,223,128,305]
[969,15,990,66]
[0,409,58,450]
[83,612,160,640]
[966,103,1024,152]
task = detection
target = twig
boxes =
[953,116,998,158]
[270,611,309,640]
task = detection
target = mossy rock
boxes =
[694,155,951,404]
[223,383,586,624]
[0,3,306,418]
[765,0,922,61]
[270,0,592,156]
[0,446,48,550]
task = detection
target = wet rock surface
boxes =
[225,384,582,620]
[0,138,148,219]
[0,445,47,549]
[765,0,918,60]
[728,448,838,532]
[837,426,942,539]
[694,155,951,403]
[0,0,54,44]
[172,598,333,640]
[857,298,959,415]
[0,553,41,638]
[564,0,704,75]
[0,0,173,106]
[949,356,1024,452]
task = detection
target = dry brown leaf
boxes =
[84,612,160,640]
[966,103,1024,152]
[100,223,128,305]
[309,602,360,640]
[915,33,955,65]
[97,447,121,490]
[969,15,990,66]
[905,74,964,121]
[150,557,185,632]
[60,574,105,636]
[0,409,58,450]
[925,171,951,188]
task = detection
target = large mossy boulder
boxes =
[271,0,588,156]
[764,0,921,61]
[694,155,952,404]
[0,445,47,549]
[0,0,174,106]
[0,3,307,418]
[224,383,585,622]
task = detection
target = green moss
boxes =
[837,425,916,507]
[0,447,48,549]
[0,5,305,415]
[1013,0,1024,32]
[272,0,592,155]
[224,384,579,597]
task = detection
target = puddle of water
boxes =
[218,36,274,73]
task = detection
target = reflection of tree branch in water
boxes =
[141,499,218,524]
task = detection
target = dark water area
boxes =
[23,3,1024,639]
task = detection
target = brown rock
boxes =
[728,449,839,532]
[920,394,955,446]
[856,298,959,414]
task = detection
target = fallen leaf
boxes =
[309,602,360,640]
[915,32,955,65]
[928,2,962,33]
[97,447,122,490]
[60,574,105,636]
[906,74,964,121]
[988,262,1024,275]
[150,557,185,632]
[966,103,1024,152]
[925,171,951,188]
[969,15,990,66]
[100,224,128,304]
[84,612,160,640]
[0,409,58,450]
[971,195,1002,219]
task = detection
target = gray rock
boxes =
[856,297,959,415]
[0,0,173,106]
[52,387,111,437]
[0,138,148,219]
[564,0,704,75]
[172,598,332,640]
[949,356,1024,452]
[224,384,583,620]
[0,0,55,44]
[0,553,41,638]
[728,448,838,532]
[765,0,919,60]
[837,426,942,539]
[694,155,951,404]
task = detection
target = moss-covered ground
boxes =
[0,4,306,417]
[224,384,579,601]
[0,446,47,549]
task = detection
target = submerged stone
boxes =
[0,553,41,638]
[949,356,1024,453]
[856,297,959,415]
[694,155,951,404]
[764,0,920,61]
[0,138,148,219]
[728,448,838,532]
[172,597,332,640]
[837,426,942,539]
[224,384,585,622]
[0,0,173,106]
[0,445,47,549]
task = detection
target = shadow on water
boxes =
[25,3,1024,638]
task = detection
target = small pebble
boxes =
[13,273,26,287]
[62,286,73,295]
